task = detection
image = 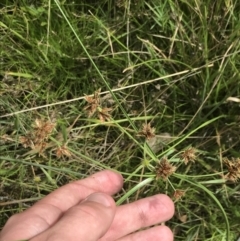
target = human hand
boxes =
[0,170,174,241]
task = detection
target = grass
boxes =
[1,0,240,240]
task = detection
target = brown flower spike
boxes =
[138,123,155,140]
[224,158,240,182]
[56,145,72,159]
[33,118,56,144]
[173,189,186,201]
[97,107,112,122]
[84,89,101,117]
[181,147,197,164]
[84,89,112,122]
[155,157,176,180]
[19,118,55,154]
[19,135,33,149]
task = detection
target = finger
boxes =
[31,193,116,241]
[38,170,123,211]
[116,225,173,241]
[118,225,173,241]
[100,194,174,241]
[0,170,122,241]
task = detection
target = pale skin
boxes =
[0,170,174,241]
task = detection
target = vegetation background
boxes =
[1,0,240,240]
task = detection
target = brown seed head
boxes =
[97,107,112,122]
[181,147,197,164]
[19,118,56,154]
[155,157,176,180]
[56,145,72,159]
[224,158,240,182]
[19,135,33,148]
[84,89,101,117]
[173,189,185,201]
[33,118,56,143]
[138,123,155,140]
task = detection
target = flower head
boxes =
[181,147,197,164]
[138,123,155,140]
[84,89,101,117]
[155,157,176,180]
[224,158,240,182]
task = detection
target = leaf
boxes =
[6,72,33,79]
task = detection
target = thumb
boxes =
[31,193,116,241]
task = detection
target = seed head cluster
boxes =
[224,158,240,182]
[155,157,176,180]
[19,118,55,154]
[137,123,155,140]
[181,147,197,164]
[84,89,112,122]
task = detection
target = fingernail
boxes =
[83,193,112,207]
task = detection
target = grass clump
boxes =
[1,0,240,240]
